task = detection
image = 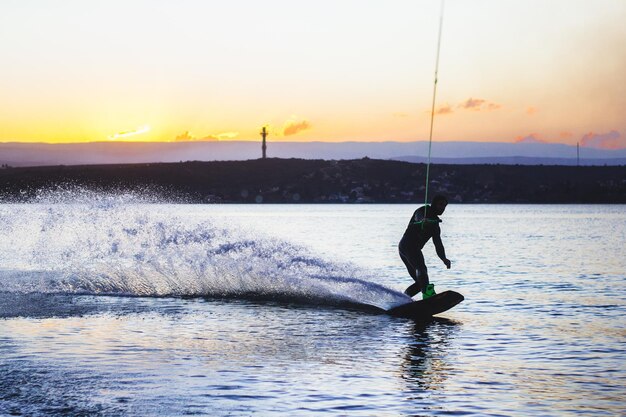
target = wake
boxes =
[0,190,409,310]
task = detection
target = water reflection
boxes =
[400,318,461,394]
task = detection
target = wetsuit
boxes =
[398,205,447,296]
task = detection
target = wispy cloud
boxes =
[526,106,537,115]
[282,119,311,137]
[393,112,410,118]
[514,133,545,144]
[174,131,238,142]
[108,125,150,140]
[435,104,454,115]
[458,98,502,111]
[580,130,624,149]
[460,98,485,110]
[175,131,197,141]
[212,132,239,140]
[429,98,501,114]
[559,131,573,139]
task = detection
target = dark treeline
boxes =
[0,158,624,203]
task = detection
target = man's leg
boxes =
[404,282,421,297]
[399,246,417,280]
[416,252,437,299]
[399,245,428,297]
[414,250,429,293]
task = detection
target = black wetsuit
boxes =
[398,205,447,296]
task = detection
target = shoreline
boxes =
[1,158,624,204]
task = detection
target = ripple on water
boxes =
[1,204,625,416]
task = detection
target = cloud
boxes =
[108,125,150,140]
[211,132,239,140]
[458,98,501,112]
[435,104,454,115]
[282,119,311,136]
[580,130,624,149]
[514,133,545,144]
[526,106,537,115]
[460,98,485,110]
[174,131,238,142]
[424,98,500,116]
[175,131,195,141]
[559,131,573,139]
[393,112,410,118]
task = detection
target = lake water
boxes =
[1,201,625,416]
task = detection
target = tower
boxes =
[260,126,268,159]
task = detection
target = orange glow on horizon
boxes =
[0,1,624,148]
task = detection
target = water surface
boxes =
[1,203,624,416]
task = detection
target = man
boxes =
[398,194,451,299]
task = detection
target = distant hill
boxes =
[1,141,625,167]
[1,158,624,204]
[392,155,626,166]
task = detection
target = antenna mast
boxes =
[261,126,268,159]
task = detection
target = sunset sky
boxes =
[1,0,625,148]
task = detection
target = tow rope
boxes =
[422,0,445,228]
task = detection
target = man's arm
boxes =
[432,228,451,269]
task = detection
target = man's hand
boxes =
[443,259,451,269]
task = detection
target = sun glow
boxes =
[0,1,624,146]
[108,125,151,141]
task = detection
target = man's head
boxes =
[432,195,448,215]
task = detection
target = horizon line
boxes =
[0,139,579,146]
